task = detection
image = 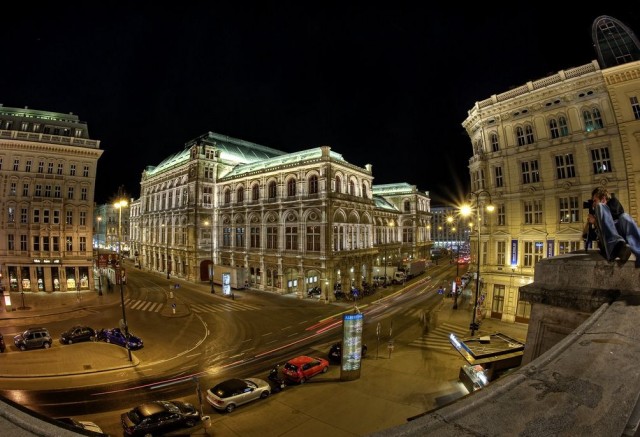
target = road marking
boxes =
[408,322,468,353]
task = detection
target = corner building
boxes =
[134,132,432,299]
[0,105,103,294]
[463,55,640,324]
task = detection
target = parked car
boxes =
[0,333,5,353]
[328,341,368,363]
[96,327,143,350]
[121,399,200,436]
[60,325,96,345]
[56,417,104,434]
[282,355,329,383]
[14,327,52,351]
[206,377,271,412]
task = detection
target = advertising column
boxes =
[340,311,364,381]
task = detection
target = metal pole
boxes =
[118,203,132,362]
[453,244,459,309]
[470,205,481,336]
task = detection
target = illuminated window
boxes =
[521,160,540,184]
[558,196,579,223]
[591,147,612,174]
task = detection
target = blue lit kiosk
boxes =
[340,311,364,381]
[449,332,525,393]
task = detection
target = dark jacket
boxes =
[608,194,624,220]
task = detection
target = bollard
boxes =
[169,291,174,299]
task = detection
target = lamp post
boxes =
[114,199,132,362]
[446,216,461,309]
[205,220,215,294]
[461,190,494,337]
[97,215,103,296]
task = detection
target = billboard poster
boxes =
[340,312,364,381]
[511,239,518,266]
[222,273,231,296]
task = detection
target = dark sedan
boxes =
[121,400,200,436]
[96,327,143,350]
[60,325,96,345]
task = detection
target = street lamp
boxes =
[446,216,462,309]
[461,190,494,336]
[97,215,103,296]
[204,220,215,294]
[114,199,132,362]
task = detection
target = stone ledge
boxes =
[373,301,640,437]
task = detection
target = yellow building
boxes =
[463,56,640,324]
[0,105,103,295]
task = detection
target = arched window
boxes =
[268,181,277,199]
[558,116,569,136]
[583,108,603,132]
[490,133,499,152]
[252,184,260,201]
[335,176,341,193]
[361,183,367,198]
[525,125,534,144]
[516,126,525,146]
[404,200,410,212]
[349,180,356,195]
[287,178,296,197]
[224,189,231,205]
[308,175,319,194]
[549,118,559,139]
[237,187,244,203]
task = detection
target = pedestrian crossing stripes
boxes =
[190,302,260,313]
[122,299,260,313]
[408,322,468,353]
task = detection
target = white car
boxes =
[57,417,104,434]
[206,377,271,412]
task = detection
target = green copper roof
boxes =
[146,131,287,175]
[373,194,399,211]
[222,147,346,178]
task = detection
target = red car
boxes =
[282,355,329,383]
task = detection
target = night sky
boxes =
[2,4,640,206]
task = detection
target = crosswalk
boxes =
[408,321,468,354]
[122,299,260,314]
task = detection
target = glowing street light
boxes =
[461,190,494,336]
[114,198,132,362]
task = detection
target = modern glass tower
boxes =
[592,15,640,67]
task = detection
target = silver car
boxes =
[14,327,52,351]
[206,377,271,412]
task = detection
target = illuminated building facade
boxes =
[133,132,432,298]
[462,16,640,325]
[0,105,102,294]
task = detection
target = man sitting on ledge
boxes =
[590,186,640,267]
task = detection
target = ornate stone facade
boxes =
[133,132,432,297]
[462,59,640,325]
